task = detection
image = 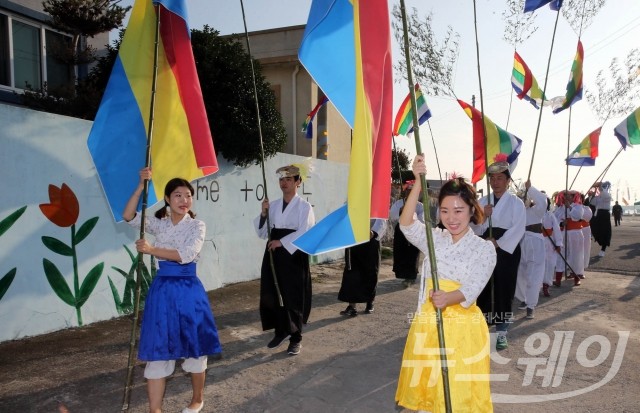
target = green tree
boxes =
[21,31,121,119]
[586,48,640,122]
[391,147,412,184]
[21,0,129,113]
[191,26,287,167]
[392,5,460,97]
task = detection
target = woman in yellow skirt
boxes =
[395,155,497,412]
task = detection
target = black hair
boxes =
[438,177,484,224]
[155,178,196,219]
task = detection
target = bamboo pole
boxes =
[121,5,161,412]
[524,10,561,187]
[239,0,283,307]
[426,120,443,184]
[399,1,452,411]
[471,0,495,320]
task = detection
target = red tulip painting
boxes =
[39,184,103,326]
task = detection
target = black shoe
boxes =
[340,305,358,317]
[364,302,374,314]
[267,333,290,349]
[287,341,302,355]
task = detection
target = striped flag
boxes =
[301,96,329,139]
[566,128,600,166]
[511,52,546,109]
[457,100,523,183]
[614,107,640,149]
[87,0,217,222]
[294,0,393,254]
[553,40,584,114]
[393,84,432,136]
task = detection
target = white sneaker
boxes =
[598,251,605,257]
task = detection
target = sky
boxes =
[114,0,640,203]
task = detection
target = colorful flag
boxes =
[295,0,393,254]
[301,96,329,139]
[457,100,523,183]
[552,40,584,114]
[614,107,640,149]
[87,0,217,222]
[511,52,546,109]
[524,0,563,12]
[393,84,432,136]
[566,127,600,166]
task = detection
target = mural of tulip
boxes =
[39,184,103,326]
[0,206,27,302]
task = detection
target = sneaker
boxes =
[517,301,527,310]
[287,341,301,355]
[364,302,374,314]
[598,250,605,257]
[496,335,508,350]
[340,305,358,317]
[578,274,585,279]
[542,284,551,297]
[267,333,290,349]
[526,308,534,319]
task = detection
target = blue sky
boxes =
[115,0,640,202]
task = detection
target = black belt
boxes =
[525,223,542,233]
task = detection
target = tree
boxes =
[43,0,130,66]
[191,26,287,167]
[21,0,129,114]
[561,0,605,36]
[20,30,121,119]
[391,147,412,184]
[586,49,640,123]
[502,0,538,49]
[391,5,460,97]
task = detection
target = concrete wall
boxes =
[0,104,348,342]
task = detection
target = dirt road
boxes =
[1,219,638,413]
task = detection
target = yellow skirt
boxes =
[395,279,493,412]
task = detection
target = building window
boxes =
[0,11,74,93]
[0,14,9,86]
[12,20,41,90]
[45,30,73,92]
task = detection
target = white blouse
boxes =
[401,221,496,309]
[128,212,205,263]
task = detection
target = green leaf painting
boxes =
[75,217,99,244]
[108,245,156,315]
[0,206,27,302]
[0,268,17,301]
[42,236,74,256]
[43,258,75,306]
[0,206,27,237]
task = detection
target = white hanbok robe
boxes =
[554,204,584,275]
[472,192,526,253]
[542,211,562,285]
[581,205,593,269]
[515,187,547,309]
[253,194,315,254]
[471,191,525,324]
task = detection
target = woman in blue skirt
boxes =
[123,167,221,413]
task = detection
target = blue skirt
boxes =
[138,261,222,361]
